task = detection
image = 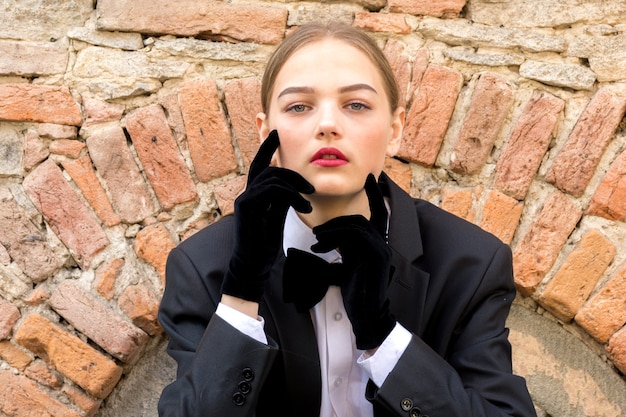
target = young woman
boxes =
[158,22,536,417]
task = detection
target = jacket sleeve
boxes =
[366,244,536,417]
[157,245,278,417]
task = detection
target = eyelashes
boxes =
[284,101,372,114]
[285,103,308,113]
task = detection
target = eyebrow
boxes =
[277,83,378,98]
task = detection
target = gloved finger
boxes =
[261,188,313,215]
[265,167,315,195]
[239,177,313,216]
[248,129,280,184]
[311,215,368,253]
[364,173,387,237]
[237,185,308,215]
[249,168,314,213]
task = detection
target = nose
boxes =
[315,102,342,139]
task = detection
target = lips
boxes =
[310,147,348,167]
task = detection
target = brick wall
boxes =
[1,0,626,415]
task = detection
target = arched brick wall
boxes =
[1,1,625,416]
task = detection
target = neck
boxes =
[297,191,370,228]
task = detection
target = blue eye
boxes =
[288,104,307,113]
[349,102,367,111]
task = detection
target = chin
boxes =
[311,183,363,199]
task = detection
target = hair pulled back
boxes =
[260,22,400,114]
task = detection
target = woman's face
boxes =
[257,38,404,200]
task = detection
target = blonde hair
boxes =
[261,22,400,114]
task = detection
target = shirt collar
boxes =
[283,207,341,264]
[282,198,391,265]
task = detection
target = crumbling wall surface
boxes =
[1,1,626,416]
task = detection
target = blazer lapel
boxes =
[381,173,431,337]
[262,256,322,417]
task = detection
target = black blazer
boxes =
[158,174,536,417]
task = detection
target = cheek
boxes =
[363,137,390,166]
[275,140,301,169]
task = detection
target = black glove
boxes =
[221,130,315,302]
[311,174,395,350]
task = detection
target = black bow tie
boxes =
[282,248,348,313]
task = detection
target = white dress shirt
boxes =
[216,207,412,417]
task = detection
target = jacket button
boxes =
[242,367,255,382]
[238,381,251,394]
[401,398,413,411]
[409,406,422,417]
[232,392,245,406]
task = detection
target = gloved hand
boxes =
[221,130,315,303]
[311,174,395,350]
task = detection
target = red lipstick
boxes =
[310,147,348,167]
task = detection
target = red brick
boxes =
[159,91,187,146]
[23,130,49,171]
[354,11,411,35]
[25,359,63,389]
[22,160,109,269]
[156,212,173,224]
[23,286,51,306]
[93,257,125,300]
[479,190,523,245]
[133,223,177,288]
[97,0,287,44]
[119,284,162,336]
[539,229,616,322]
[61,155,121,227]
[0,188,63,281]
[513,191,582,296]
[389,0,466,17]
[0,370,82,417]
[48,139,85,159]
[576,265,626,343]
[215,176,247,217]
[407,48,429,107]
[63,384,102,416]
[0,83,82,125]
[450,73,515,175]
[224,77,262,172]
[125,104,199,211]
[384,157,412,194]
[494,91,564,200]
[82,97,124,126]
[397,65,462,166]
[0,340,32,371]
[607,326,626,376]
[384,39,412,109]
[546,88,626,197]
[587,149,626,221]
[49,281,149,363]
[0,297,20,339]
[84,123,155,223]
[440,186,478,223]
[178,79,238,182]
[15,314,123,399]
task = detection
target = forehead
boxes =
[274,38,383,87]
